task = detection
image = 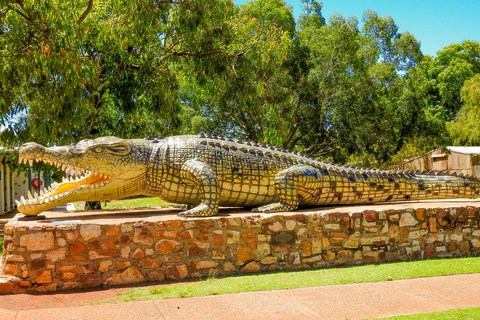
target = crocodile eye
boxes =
[93,147,104,153]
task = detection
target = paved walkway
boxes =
[0,273,479,320]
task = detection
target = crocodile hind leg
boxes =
[253,165,321,213]
[178,159,220,217]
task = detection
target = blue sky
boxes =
[235,0,480,57]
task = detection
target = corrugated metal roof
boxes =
[447,146,480,155]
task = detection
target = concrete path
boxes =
[0,273,479,320]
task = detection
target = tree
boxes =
[447,74,480,145]
[0,0,289,147]
[176,0,294,145]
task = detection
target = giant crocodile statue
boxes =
[16,134,480,217]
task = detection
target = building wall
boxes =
[404,150,477,177]
[0,156,28,215]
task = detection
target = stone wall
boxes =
[1,204,480,294]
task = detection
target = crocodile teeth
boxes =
[15,200,20,206]
[28,191,33,200]
[28,159,33,166]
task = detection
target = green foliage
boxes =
[447,74,480,145]
[370,307,480,320]
[0,0,289,147]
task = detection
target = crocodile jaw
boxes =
[16,145,143,216]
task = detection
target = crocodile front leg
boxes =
[178,159,220,217]
[253,165,321,213]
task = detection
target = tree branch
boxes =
[10,7,31,21]
[77,0,93,24]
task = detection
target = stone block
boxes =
[343,232,360,249]
[166,265,189,280]
[105,267,145,285]
[70,241,86,254]
[237,245,258,265]
[36,270,52,284]
[399,212,417,227]
[46,249,66,262]
[212,249,226,259]
[196,261,218,269]
[301,241,312,257]
[156,239,180,254]
[80,273,102,288]
[187,241,209,257]
[212,230,224,245]
[20,232,54,251]
[133,227,154,245]
[241,233,257,249]
[80,225,101,241]
[146,269,166,281]
[226,230,240,244]
[144,257,163,269]
[99,260,113,272]
[240,262,260,273]
[260,256,277,265]
[106,225,119,237]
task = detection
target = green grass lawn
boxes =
[369,307,480,319]
[107,256,480,303]
[73,197,174,210]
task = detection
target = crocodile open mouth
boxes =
[16,156,112,213]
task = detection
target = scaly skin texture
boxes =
[17,134,480,217]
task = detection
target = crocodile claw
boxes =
[178,204,217,217]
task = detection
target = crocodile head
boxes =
[17,137,151,216]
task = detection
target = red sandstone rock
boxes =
[80,273,102,288]
[226,230,240,244]
[0,281,15,294]
[196,261,218,269]
[144,257,163,269]
[182,230,193,239]
[36,270,52,284]
[146,269,166,281]
[133,227,154,245]
[212,249,225,259]
[105,267,145,285]
[157,230,179,238]
[325,251,335,261]
[106,225,119,237]
[196,228,209,240]
[212,230,224,245]
[99,260,113,272]
[240,261,260,273]
[301,241,312,257]
[80,225,101,241]
[241,233,256,249]
[115,260,131,270]
[166,265,189,280]
[132,248,145,259]
[460,242,470,251]
[364,211,377,222]
[237,245,258,265]
[20,232,54,251]
[424,245,435,258]
[187,241,209,257]
[156,239,180,254]
[70,241,87,254]
[415,208,425,220]
[164,220,182,228]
